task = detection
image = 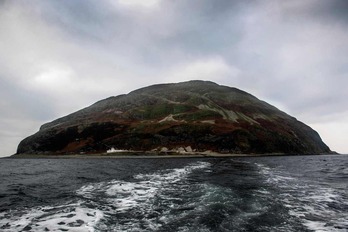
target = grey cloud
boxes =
[32,0,117,42]
[32,0,246,64]
[0,0,347,155]
[0,76,55,121]
[151,1,248,56]
[296,0,348,24]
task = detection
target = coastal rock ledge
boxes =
[16,80,332,155]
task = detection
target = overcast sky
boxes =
[0,0,347,157]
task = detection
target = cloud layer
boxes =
[1,0,347,156]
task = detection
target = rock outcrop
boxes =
[16,80,332,155]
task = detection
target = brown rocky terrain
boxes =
[16,80,332,155]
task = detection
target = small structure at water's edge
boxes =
[106,147,129,154]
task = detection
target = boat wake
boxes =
[1,158,346,232]
[0,161,211,231]
[257,163,348,232]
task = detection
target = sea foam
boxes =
[256,163,348,232]
[0,162,210,231]
[0,202,103,232]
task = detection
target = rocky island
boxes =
[15,80,332,156]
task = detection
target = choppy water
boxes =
[0,155,347,232]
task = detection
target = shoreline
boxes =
[5,151,336,159]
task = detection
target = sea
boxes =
[0,155,347,232]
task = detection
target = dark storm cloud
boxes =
[301,0,348,23]
[154,1,245,56]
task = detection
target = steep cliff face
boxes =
[17,81,331,155]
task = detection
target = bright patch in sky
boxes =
[310,120,348,154]
[31,65,74,92]
[117,0,160,8]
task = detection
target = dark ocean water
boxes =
[0,155,347,232]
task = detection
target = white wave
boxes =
[76,161,210,231]
[77,161,210,211]
[0,202,103,232]
[0,161,210,232]
[256,163,348,232]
